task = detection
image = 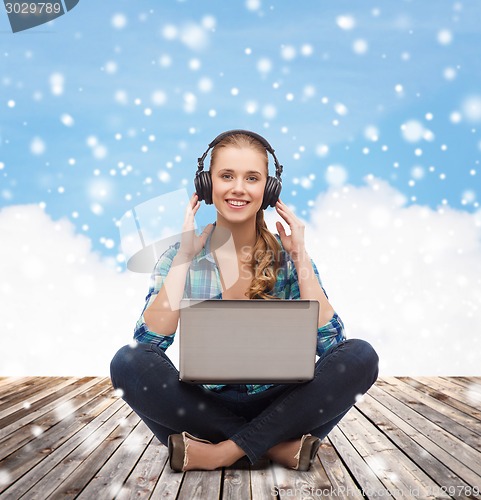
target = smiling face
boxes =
[210,146,268,225]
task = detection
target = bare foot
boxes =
[265,438,303,469]
[183,438,245,471]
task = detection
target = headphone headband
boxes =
[197,129,283,179]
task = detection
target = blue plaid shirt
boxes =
[134,224,346,395]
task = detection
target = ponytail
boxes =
[246,210,282,299]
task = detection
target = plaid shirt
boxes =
[134,224,346,395]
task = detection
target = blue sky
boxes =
[1,0,481,270]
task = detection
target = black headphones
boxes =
[194,129,283,210]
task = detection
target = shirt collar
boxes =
[193,221,285,265]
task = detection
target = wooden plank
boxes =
[0,377,104,441]
[221,467,251,500]
[219,455,259,500]
[337,407,451,499]
[421,377,481,410]
[439,377,481,396]
[0,376,43,395]
[272,456,336,500]
[1,376,480,498]
[423,376,479,397]
[327,423,392,498]
[377,378,481,451]
[76,420,156,499]
[250,460,277,500]
[0,384,122,497]
[149,452,184,499]
[403,377,481,423]
[355,392,476,499]
[0,377,72,426]
[176,469,223,500]
[114,440,169,499]
[30,404,135,499]
[440,377,481,410]
[0,377,86,420]
[317,439,364,499]
[0,378,110,459]
[0,377,73,407]
[368,384,481,484]
[42,406,139,499]
[0,376,34,393]
[0,377,56,405]
[382,376,481,434]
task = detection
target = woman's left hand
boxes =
[275,199,307,259]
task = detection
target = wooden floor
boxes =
[0,377,480,500]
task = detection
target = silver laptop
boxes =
[179,299,319,384]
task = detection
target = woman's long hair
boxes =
[209,133,282,299]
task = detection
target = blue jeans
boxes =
[109,338,379,465]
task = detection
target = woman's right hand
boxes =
[178,193,214,260]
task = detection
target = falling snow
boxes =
[336,15,356,31]
[1,2,480,378]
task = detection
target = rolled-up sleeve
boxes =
[316,312,346,357]
[133,243,181,351]
[287,255,347,357]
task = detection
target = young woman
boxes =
[110,131,379,472]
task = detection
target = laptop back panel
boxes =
[179,299,319,384]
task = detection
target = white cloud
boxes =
[265,177,481,376]
[0,205,149,376]
[2,182,481,377]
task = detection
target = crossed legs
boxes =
[110,338,379,468]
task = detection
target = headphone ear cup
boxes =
[262,176,282,210]
[195,171,213,204]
